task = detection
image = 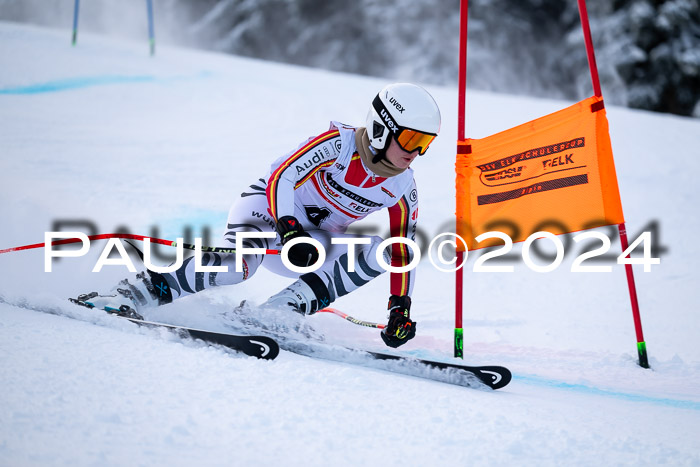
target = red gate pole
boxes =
[454,0,469,359]
[618,224,649,368]
[577,0,602,98]
[578,0,649,368]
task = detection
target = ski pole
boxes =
[0,233,280,255]
[318,308,385,329]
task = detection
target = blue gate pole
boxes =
[147,0,155,55]
[72,0,80,45]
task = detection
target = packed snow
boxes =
[0,21,699,466]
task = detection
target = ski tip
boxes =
[248,336,280,360]
[477,366,512,390]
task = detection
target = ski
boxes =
[312,308,510,389]
[119,317,279,360]
[69,297,279,360]
[362,350,511,390]
[271,337,511,390]
[225,304,511,389]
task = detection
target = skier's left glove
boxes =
[275,215,319,267]
[381,295,416,348]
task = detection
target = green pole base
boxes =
[637,341,649,369]
[454,328,463,359]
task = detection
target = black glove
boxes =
[275,215,319,267]
[380,295,416,348]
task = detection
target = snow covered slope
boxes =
[1,21,699,466]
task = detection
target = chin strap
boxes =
[370,145,386,164]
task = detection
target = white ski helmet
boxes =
[366,83,441,156]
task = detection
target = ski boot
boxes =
[262,274,332,315]
[70,270,172,320]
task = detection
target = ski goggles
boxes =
[395,128,437,155]
[372,95,437,155]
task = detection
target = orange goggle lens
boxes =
[396,129,436,155]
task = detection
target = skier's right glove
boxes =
[381,295,416,348]
[275,215,320,268]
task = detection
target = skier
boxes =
[77,83,441,348]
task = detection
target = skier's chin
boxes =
[395,158,412,168]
